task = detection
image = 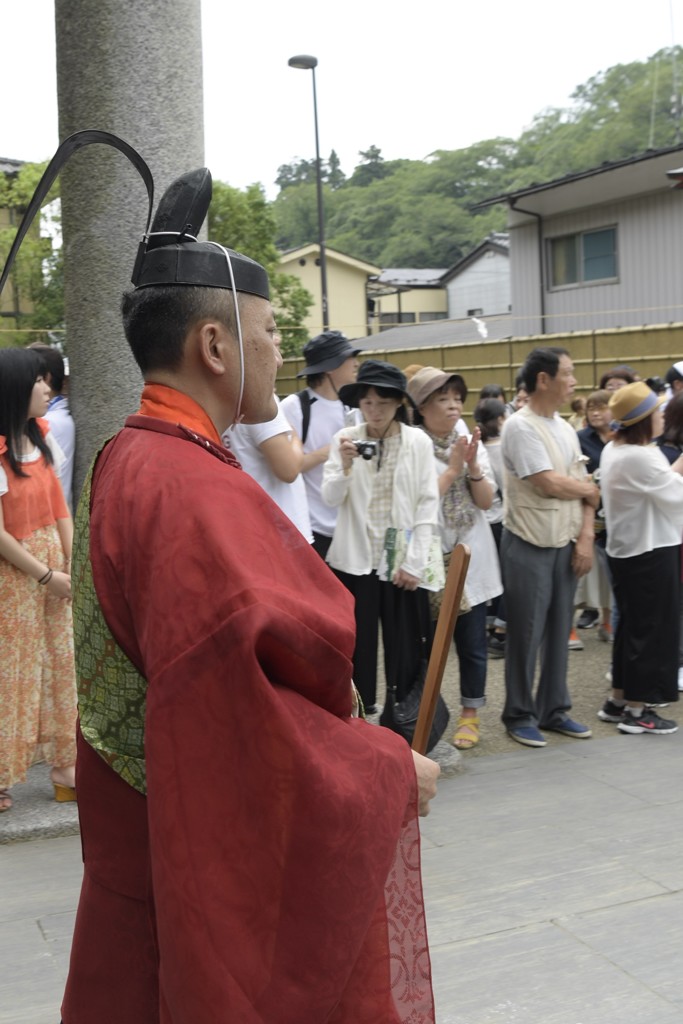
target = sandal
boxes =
[51,768,76,803]
[452,715,480,750]
[0,789,13,813]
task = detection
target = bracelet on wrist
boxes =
[468,474,484,482]
[38,568,54,585]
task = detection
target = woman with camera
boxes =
[322,361,440,714]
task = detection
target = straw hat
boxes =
[608,381,664,430]
[406,366,467,409]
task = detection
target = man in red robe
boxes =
[60,168,439,1023]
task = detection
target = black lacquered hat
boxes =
[132,166,269,298]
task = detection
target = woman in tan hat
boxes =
[598,381,683,734]
[407,367,502,749]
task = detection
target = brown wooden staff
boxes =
[411,543,471,756]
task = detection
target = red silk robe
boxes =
[62,385,435,1023]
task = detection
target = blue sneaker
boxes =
[507,725,547,747]
[543,718,592,739]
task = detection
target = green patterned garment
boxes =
[72,459,148,795]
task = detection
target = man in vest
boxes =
[281,330,361,559]
[501,346,600,747]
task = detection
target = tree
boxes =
[276,151,347,193]
[275,158,318,191]
[327,150,346,190]
[0,161,63,347]
[208,180,312,358]
[347,146,391,187]
[272,181,324,251]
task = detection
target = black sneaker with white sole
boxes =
[577,608,599,629]
[597,699,626,723]
[617,709,678,735]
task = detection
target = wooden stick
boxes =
[411,543,471,755]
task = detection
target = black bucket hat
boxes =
[296,330,362,376]
[338,360,415,408]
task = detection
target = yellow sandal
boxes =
[453,715,480,750]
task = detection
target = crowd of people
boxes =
[230,342,683,751]
[3,336,683,828]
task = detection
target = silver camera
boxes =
[353,439,378,460]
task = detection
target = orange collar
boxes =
[138,383,221,445]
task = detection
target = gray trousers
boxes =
[501,530,577,729]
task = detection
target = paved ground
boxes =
[3,626,682,1023]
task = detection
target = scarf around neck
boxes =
[423,426,477,536]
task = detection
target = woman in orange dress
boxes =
[0,347,77,812]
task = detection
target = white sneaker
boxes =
[678,667,683,692]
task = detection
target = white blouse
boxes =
[600,441,683,558]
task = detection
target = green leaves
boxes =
[207,180,312,355]
[0,161,63,347]
[272,47,683,269]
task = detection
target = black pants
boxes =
[312,531,332,560]
[334,569,430,708]
[609,544,681,704]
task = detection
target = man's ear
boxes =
[195,320,232,377]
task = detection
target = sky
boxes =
[3,0,683,199]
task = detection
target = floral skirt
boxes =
[0,524,77,788]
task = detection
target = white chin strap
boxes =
[205,242,245,426]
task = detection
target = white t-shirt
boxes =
[45,395,75,510]
[223,401,313,543]
[600,441,683,558]
[281,390,354,538]
[502,410,577,478]
[482,439,504,525]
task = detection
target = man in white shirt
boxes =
[223,397,313,543]
[281,331,361,559]
[501,347,600,748]
[223,330,312,541]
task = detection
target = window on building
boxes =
[467,308,484,317]
[378,312,416,331]
[548,227,617,288]
[420,312,448,322]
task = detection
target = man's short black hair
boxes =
[521,347,569,394]
[121,285,237,374]
[480,383,505,401]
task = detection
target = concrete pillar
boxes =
[55,0,204,497]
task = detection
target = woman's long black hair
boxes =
[0,347,53,477]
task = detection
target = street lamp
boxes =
[288,53,329,329]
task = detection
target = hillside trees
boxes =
[207,180,312,356]
[273,47,683,267]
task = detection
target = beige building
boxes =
[279,243,380,340]
[367,268,448,334]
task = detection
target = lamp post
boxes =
[288,53,329,329]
